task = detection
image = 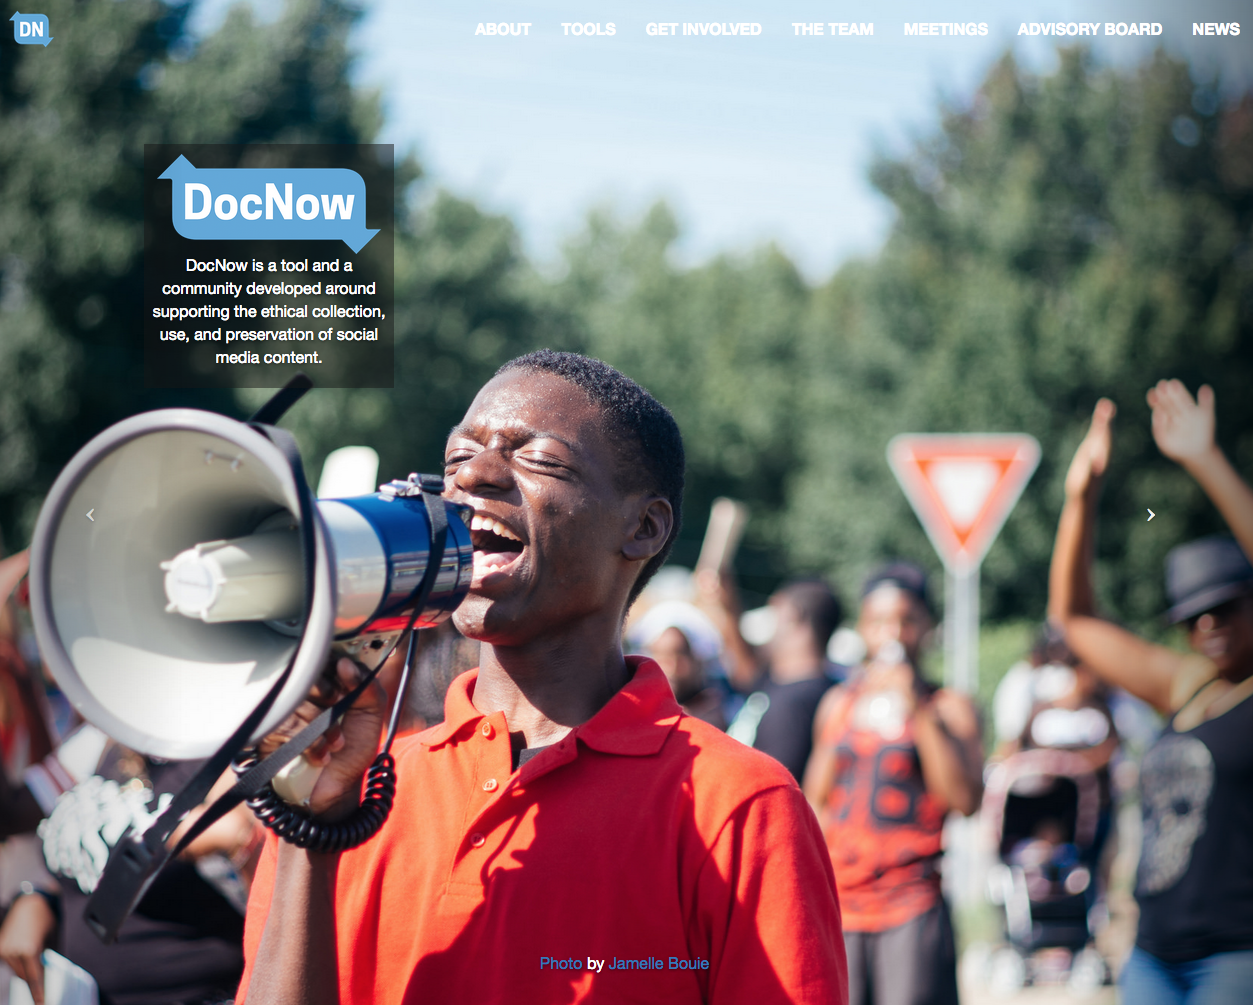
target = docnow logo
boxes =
[158,155,380,253]
[10,11,52,45]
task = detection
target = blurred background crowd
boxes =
[2,1,1252,1003]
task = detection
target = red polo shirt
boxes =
[238,657,846,1004]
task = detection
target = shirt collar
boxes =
[418,669,483,749]
[419,656,681,756]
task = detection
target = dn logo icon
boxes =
[10,11,53,45]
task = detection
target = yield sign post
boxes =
[887,434,1040,693]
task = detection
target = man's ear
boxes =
[622,495,673,564]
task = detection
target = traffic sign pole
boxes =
[945,567,979,693]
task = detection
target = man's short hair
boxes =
[496,350,685,604]
[774,578,843,647]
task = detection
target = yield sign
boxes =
[887,434,1041,574]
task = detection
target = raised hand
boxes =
[1064,398,1116,499]
[1148,379,1216,466]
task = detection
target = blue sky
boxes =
[198,0,1252,279]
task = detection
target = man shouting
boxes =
[238,351,847,1004]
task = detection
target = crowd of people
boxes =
[0,357,1250,1005]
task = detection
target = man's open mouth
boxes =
[469,513,525,575]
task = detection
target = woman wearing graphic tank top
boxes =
[1050,381,1253,1004]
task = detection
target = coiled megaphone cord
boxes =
[234,623,418,852]
[237,752,398,853]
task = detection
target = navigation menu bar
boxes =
[469,18,1241,41]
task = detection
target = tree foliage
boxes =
[788,49,1253,628]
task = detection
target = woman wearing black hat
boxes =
[1049,380,1253,1004]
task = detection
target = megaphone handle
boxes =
[240,750,398,852]
[232,600,418,852]
[86,632,402,943]
[271,752,323,806]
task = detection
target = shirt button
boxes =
[480,721,494,739]
[469,832,486,848]
[482,778,498,792]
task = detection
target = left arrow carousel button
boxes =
[86,509,95,522]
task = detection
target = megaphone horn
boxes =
[30,412,472,757]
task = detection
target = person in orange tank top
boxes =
[804,563,983,1005]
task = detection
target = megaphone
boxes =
[28,407,472,760]
[26,389,474,939]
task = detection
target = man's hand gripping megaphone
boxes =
[256,656,389,820]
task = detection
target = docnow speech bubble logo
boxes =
[11,11,52,45]
[159,155,380,253]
